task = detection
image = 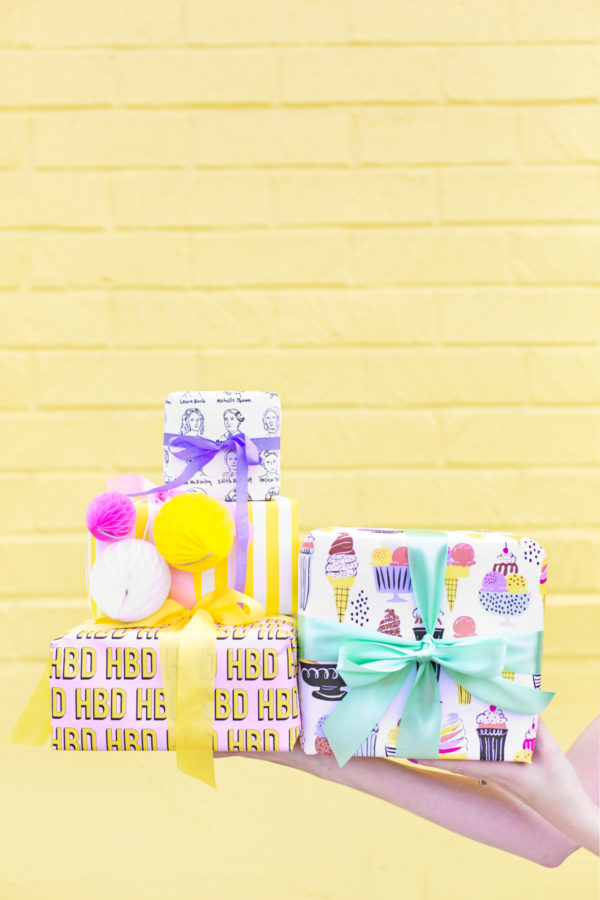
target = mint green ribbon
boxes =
[299,529,554,765]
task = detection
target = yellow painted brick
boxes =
[520,108,600,163]
[0,413,111,470]
[110,411,163,470]
[117,50,278,104]
[286,410,441,467]
[185,0,347,44]
[440,169,600,224]
[0,51,117,106]
[0,353,35,409]
[443,411,600,466]
[349,0,512,42]
[285,470,363,529]
[0,115,27,168]
[0,476,34,533]
[351,229,510,285]
[31,474,108,532]
[36,350,199,408]
[0,237,28,287]
[110,173,270,228]
[193,110,352,166]
[0,537,84,597]
[545,607,600,658]
[31,234,191,287]
[0,602,89,660]
[444,47,599,102]
[189,232,349,286]
[35,113,191,169]
[273,171,435,225]
[516,0,600,40]
[440,289,600,345]
[280,49,441,103]
[0,1,22,47]
[0,174,108,227]
[364,348,529,405]
[528,350,600,404]
[510,228,600,284]
[20,0,182,46]
[113,290,439,347]
[517,471,600,527]
[0,295,111,347]
[358,109,516,164]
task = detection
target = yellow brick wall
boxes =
[1,2,598,898]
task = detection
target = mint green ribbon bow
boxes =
[299,529,554,765]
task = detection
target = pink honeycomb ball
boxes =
[86,491,137,542]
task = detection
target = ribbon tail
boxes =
[324,667,412,767]
[9,661,52,746]
[449,669,555,715]
[233,444,249,593]
[395,662,441,759]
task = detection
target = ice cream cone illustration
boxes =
[445,542,475,612]
[439,713,468,760]
[539,556,548,609]
[502,670,515,681]
[452,615,477,704]
[325,532,358,623]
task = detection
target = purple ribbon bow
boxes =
[133,432,279,594]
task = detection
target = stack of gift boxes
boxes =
[40,390,552,782]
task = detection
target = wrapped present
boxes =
[298,528,553,764]
[163,390,281,501]
[88,477,299,616]
[50,616,300,756]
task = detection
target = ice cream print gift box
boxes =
[298,528,553,764]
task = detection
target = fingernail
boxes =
[408,758,419,764]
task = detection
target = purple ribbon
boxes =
[132,432,279,594]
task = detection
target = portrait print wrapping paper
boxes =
[163,391,281,501]
[298,528,548,762]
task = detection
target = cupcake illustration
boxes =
[439,713,468,760]
[315,715,333,755]
[385,720,402,758]
[523,720,537,753]
[325,532,358,623]
[299,534,315,612]
[479,544,531,625]
[371,546,412,601]
[452,615,477,705]
[532,673,542,689]
[445,542,476,612]
[377,608,402,637]
[354,724,379,757]
[539,557,548,608]
[412,608,444,681]
[476,706,508,761]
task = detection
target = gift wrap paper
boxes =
[88,495,299,616]
[50,617,300,753]
[299,528,547,762]
[163,390,281,501]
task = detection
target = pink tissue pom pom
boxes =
[86,491,137,542]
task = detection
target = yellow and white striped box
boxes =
[88,496,299,616]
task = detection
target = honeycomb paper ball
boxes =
[90,539,171,622]
[153,494,235,570]
[86,491,137,542]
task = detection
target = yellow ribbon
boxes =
[11,586,265,788]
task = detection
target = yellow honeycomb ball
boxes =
[153,494,235,570]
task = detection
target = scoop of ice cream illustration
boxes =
[452,615,477,705]
[479,543,531,625]
[513,748,533,763]
[299,534,315,612]
[476,705,508,760]
[325,532,358,623]
[377,608,402,637]
[539,557,548,608]
[445,542,475,612]
[371,544,412,602]
[385,719,402,758]
[439,713,468,760]
[315,715,333,755]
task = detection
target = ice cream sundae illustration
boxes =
[371,546,412,602]
[325,532,358,623]
[299,534,314,612]
[479,543,531,625]
[445,542,475,612]
[439,713,468,760]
